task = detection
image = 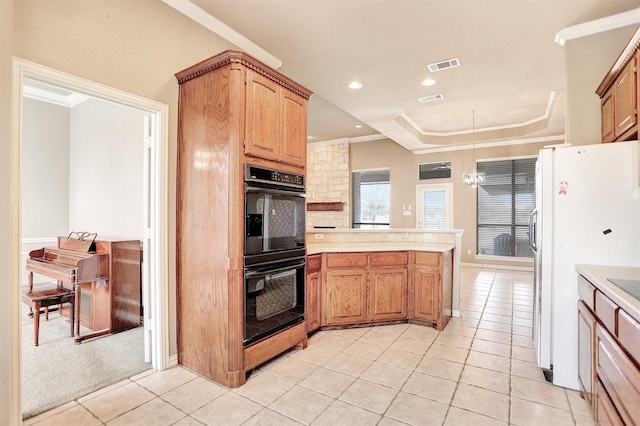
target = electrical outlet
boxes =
[467,249,471,255]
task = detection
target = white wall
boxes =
[69,98,144,239]
[21,98,70,238]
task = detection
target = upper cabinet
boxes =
[597,26,640,143]
[244,68,309,167]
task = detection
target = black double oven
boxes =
[243,164,306,345]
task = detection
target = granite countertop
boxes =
[307,241,455,255]
[576,264,640,323]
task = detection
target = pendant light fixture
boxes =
[462,109,486,188]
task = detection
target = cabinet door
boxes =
[325,269,368,325]
[411,266,439,322]
[245,70,279,161]
[578,300,596,407]
[601,90,615,143]
[280,91,307,167]
[370,268,407,321]
[614,57,637,140]
[306,270,321,333]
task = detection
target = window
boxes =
[352,169,390,229]
[416,183,453,229]
[477,158,536,258]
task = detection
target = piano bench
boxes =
[21,284,75,346]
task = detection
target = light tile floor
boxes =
[25,266,594,425]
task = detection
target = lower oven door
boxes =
[244,258,305,346]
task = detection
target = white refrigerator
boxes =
[529,140,640,390]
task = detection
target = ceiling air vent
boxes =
[418,94,444,103]
[427,58,460,72]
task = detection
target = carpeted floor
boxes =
[21,305,151,419]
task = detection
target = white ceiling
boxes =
[164,0,640,152]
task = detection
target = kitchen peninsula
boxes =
[306,229,463,333]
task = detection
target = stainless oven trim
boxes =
[244,258,306,277]
[245,185,307,198]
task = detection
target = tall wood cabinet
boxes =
[175,50,312,388]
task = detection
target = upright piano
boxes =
[26,236,141,343]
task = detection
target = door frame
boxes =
[11,58,170,372]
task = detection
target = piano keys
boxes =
[26,236,141,343]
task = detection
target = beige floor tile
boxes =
[290,344,339,365]
[483,307,513,317]
[510,359,546,382]
[298,366,356,397]
[338,378,399,414]
[513,316,534,327]
[511,334,535,348]
[482,313,513,324]
[378,347,423,369]
[268,386,334,424]
[513,310,533,320]
[460,302,485,312]
[478,320,512,333]
[311,333,356,351]
[172,416,210,426]
[360,360,413,389]
[77,379,132,403]
[358,329,398,347]
[81,381,155,422]
[566,388,592,416]
[471,338,511,357]
[434,332,473,349]
[402,371,457,404]
[426,343,469,364]
[106,397,186,426]
[191,392,262,425]
[261,354,319,383]
[330,327,371,339]
[378,417,407,426]
[162,376,228,413]
[474,328,511,345]
[400,324,439,341]
[374,322,410,335]
[460,309,483,319]
[234,372,295,405]
[134,366,199,396]
[574,412,596,426]
[25,404,102,426]
[510,397,575,426]
[466,351,511,374]
[242,408,304,426]
[444,406,509,426]
[389,336,432,354]
[385,391,449,425]
[511,345,537,363]
[311,400,382,426]
[342,339,387,360]
[440,323,477,337]
[511,376,570,410]
[485,301,513,310]
[459,365,510,394]
[447,316,480,328]
[323,352,373,376]
[512,325,533,336]
[451,383,510,421]
[415,355,464,382]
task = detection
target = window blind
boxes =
[477,158,536,258]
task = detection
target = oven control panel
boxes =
[245,164,304,189]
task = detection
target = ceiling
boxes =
[162,0,640,152]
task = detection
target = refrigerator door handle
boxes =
[529,208,538,252]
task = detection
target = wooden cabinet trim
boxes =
[595,290,618,335]
[578,275,596,311]
[596,25,640,97]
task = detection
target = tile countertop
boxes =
[576,264,640,323]
[307,241,455,255]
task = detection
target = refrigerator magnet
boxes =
[558,181,568,195]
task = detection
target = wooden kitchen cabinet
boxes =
[410,250,453,331]
[245,69,308,167]
[577,300,596,407]
[325,267,368,325]
[597,26,640,143]
[369,251,408,321]
[578,272,640,423]
[175,50,312,388]
[306,254,322,333]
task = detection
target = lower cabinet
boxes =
[314,250,451,330]
[578,273,640,424]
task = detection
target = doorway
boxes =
[13,58,170,414]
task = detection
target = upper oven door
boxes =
[245,186,306,257]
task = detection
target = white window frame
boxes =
[415,182,453,229]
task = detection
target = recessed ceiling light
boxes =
[355,124,363,128]
[348,81,363,90]
[421,78,437,87]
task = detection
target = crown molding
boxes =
[161,0,282,69]
[555,7,640,46]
